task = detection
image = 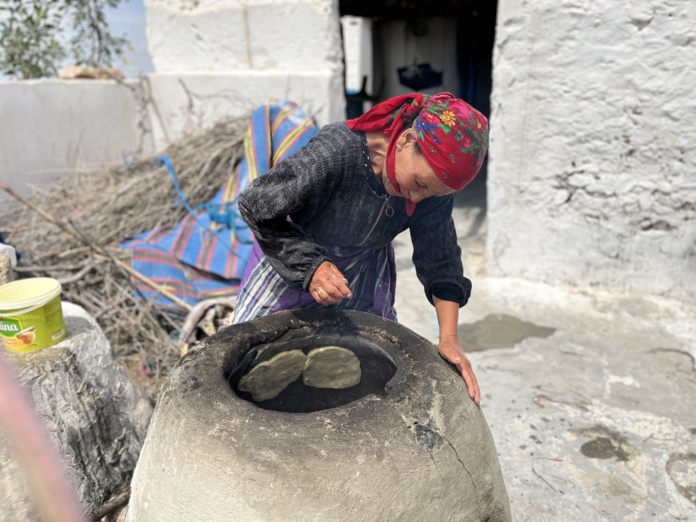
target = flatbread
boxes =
[238,350,307,402]
[302,346,361,389]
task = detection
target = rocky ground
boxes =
[392,185,696,521]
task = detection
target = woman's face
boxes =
[384,129,455,203]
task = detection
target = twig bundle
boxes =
[0,117,248,399]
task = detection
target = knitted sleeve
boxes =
[237,125,348,289]
[409,195,472,307]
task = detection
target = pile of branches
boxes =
[0,117,247,400]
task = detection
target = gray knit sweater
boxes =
[238,122,471,306]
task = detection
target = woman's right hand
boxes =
[309,261,352,305]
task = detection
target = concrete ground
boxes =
[392,184,696,521]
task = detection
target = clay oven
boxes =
[127,309,510,521]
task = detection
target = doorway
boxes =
[340,0,497,212]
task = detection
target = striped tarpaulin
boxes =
[122,100,319,310]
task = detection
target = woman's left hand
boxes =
[438,335,481,405]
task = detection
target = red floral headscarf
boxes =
[347,92,489,215]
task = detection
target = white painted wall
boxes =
[488,0,696,302]
[0,80,151,200]
[144,0,346,146]
[146,71,344,146]
[0,0,346,197]
[145,0,341,73]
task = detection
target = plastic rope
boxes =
[122,149,139,170]
[156,155,242,256]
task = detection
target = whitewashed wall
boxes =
[0,80,150,199]
[0,0,345,200]
[144,0,346,147]
[488,0,696,302]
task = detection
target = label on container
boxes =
[0,295,67,353]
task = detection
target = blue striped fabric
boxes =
[121,100,319,310]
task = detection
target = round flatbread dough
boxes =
[302,346,361,389]
[238,350,307,402]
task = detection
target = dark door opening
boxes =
[339,0,497,212]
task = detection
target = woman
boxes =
[232,92,488,404]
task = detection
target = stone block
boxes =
[0,80,150,198]
[146,0,341,73]
[146,71,345,148]
[0,302,152,520]
[145,1,249,72]
[246,1,342,71]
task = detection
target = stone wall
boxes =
[0,80,149,198]
[0,1,346,199]
[487,0,696,302]
[144,0,346,148]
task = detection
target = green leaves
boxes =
[68,0,129,68]
[0,0,66,78]
[0,0,130,78]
